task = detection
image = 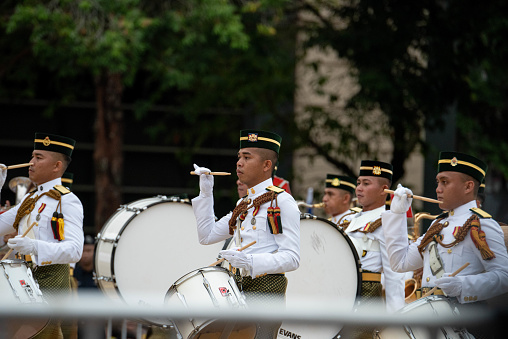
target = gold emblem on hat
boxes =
[43,136,51,146]
[451,157,458,166]
[373,166,381,175]
[248,133,258,142]
[332,178,340,186]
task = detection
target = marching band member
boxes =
[338,161,406,318]
[322,174,357,225]
[0,132,84,339]
[192,129,300,339]
[383,151,508,338]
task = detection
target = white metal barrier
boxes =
[0,290,504,339]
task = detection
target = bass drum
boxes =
[373,295,474,339]
[0,259,49,338]
[277,214,362,339]
[94,196,224,326]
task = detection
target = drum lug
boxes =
[99,235,120,243]
[228,277,247,307]
[202,275,220,307]
[96,275,116,283]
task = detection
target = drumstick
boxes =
[384,189,442,204]
[4,163,33,170]
[421,262,470,298]
[208,240,257,266]
[190,171,231,176]
[1,221,37,260]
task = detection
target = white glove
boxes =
[435,273,462,297]
[0,164,6,189]
[8,235,38,255]
[390,183,413,214]
[193,163,214,197]
[219,248,253,272]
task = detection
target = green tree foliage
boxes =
[294,0,508,182]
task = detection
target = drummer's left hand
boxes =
[435,273,462,297]
[7,235,38,255]
[219,248,252,272]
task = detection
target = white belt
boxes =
[349,236,380,258]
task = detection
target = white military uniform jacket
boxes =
[0,178,84,266]
[330,209,354,226]
[382,200,508,304]
[192,178,300,278]
[342,205,406,313]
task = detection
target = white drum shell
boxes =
[0,259,44,304]
[375,295,474,339]
[277,215,362,339]
[94,197,224,310]
[165,267,248,338]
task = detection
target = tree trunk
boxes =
[93,71,124,233]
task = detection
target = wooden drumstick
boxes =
[384,189,443,204]
[190,171,231,176]
[208,240,257,266]
[4,163,34,170]
[421,262,470,298]
[1,221,37,260]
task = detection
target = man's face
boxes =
[322,188,348,216]
[236,148,267,188]
[356,176,387,211]
[436,171,470,210]
[236,179,248,198]
[29,150,60,185]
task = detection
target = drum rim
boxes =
[93,196,191,302]
[167,266,232,293]
[300,213,363,298]
[0,258,28,266]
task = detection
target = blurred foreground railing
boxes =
[0,290,506,339]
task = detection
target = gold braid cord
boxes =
[418,214,493,259]
[357,218,382,234]
[228,191,276,235]
[12,190,62,232]
[339,220,351,231]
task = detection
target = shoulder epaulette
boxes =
[470,207,492,219]
[53,185,71,195]
[266,185,285,194]
[350,207,362,213]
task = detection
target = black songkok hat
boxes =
[61,172,74,190]
[359,160,393,181]
[34,132,75,157]
[325,174,356,194]
[239,130,282,154]
[437,151,487,183]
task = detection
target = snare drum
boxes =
[0,259,48,338]
[165,266,256,339]
[374,295,474,339]
[94,196,225,326]
[277,215,362,339]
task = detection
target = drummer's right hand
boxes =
[0,164,7,188]
[390,183,413,214]
[193,163,214,197]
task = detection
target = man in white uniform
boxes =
[338,161,406,314]
[192,129,300,339]
[322,174,357,226]
[383,151,508,338]
[0,132,84,339]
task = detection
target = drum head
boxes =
[277,215,361,339]
[95,197,224,309]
